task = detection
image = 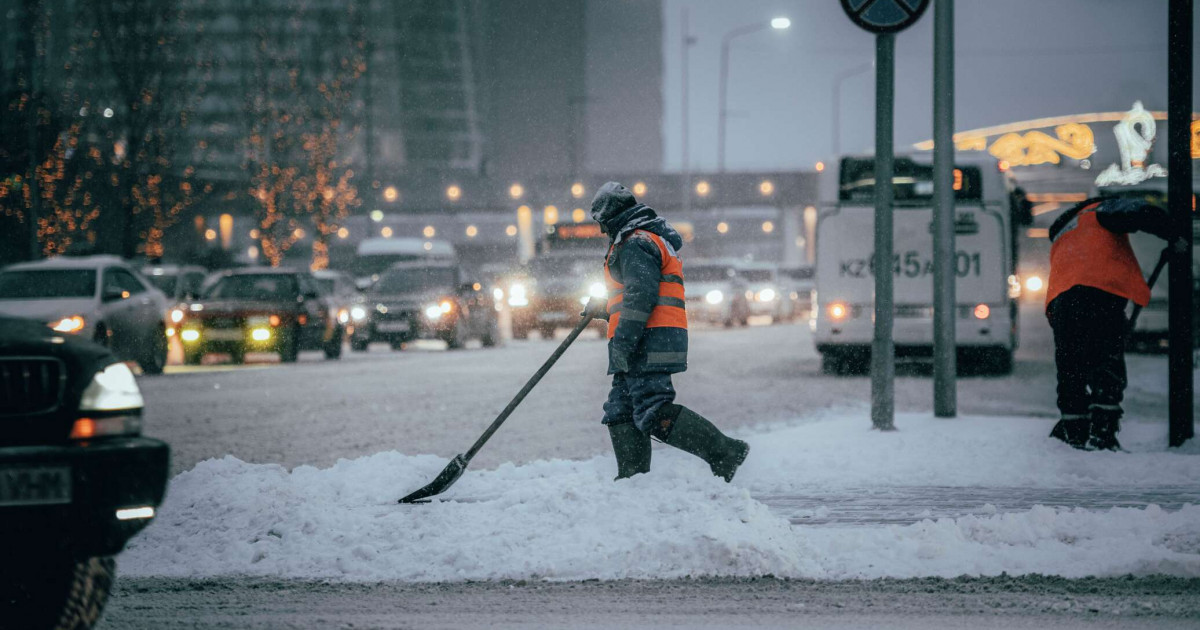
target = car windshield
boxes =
[204,274,299,300]
[314,278,336,295]
[687,266,734,282]
[0,269,97,299]
[145,274,177,295]
[738,269,774,282]
[374,267,457,293]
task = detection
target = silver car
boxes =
[0,255,170,374]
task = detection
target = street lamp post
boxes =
[831,61,872,157]
[717,17,790,173]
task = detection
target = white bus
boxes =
[812,156,1018,375]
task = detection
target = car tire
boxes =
[324,326,344,359]
[481,320,499,348]
[280,328,301,363]
[92,324,110,349]
[350,337,370,352]
[1,554,115,630]
[140,325,168,375]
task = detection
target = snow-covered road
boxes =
[99,307,1198,628]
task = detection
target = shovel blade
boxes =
[398,454,468,504]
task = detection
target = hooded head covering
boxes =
[590,182,638,234]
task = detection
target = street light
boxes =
[718,17,791,172]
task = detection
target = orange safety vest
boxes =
[1046,203,1150,309]
[604,230,688,339]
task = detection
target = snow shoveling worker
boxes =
[1044,196,1182,451]
[584,181,750,481]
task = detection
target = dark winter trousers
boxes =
[602,372,676,434]
[1046,286,1129,418]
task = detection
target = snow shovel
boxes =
[398,305,601,503]
[1127,246,1169,333]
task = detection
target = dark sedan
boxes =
[177,268,344,364]
[0,315,169,628]
[352,261,499,350]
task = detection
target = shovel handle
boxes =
[462,312,597,463]
[1128,246,1170,332]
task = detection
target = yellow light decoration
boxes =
[571,183,585,198]
[759,180,774,196]
[572,208,586,223]
[383,186,399,202]
[505,225,518,237]
[716,222,729,234]
[423,225,436,238]
[695,181,710,197]
[337,227,349,239]
[1192,121,1200,159]
[509,183,524,199]
[632,182,647,196]
[381,226,393,238]
[543,205,559,225]
[447,185,462,201]
[987,123,1096,167]
[761,221,775,234]
[466,225,478,238]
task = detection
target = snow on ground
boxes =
[122,410,1200,582]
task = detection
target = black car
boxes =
[178,268,344,364]
[353,261,499,350]
[0,315,169,628]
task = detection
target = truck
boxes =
[812,155,1019,375]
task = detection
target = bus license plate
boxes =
[0,466,71,506]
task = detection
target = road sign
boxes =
[840,0,930,34]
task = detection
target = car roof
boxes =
[143,264,207,276]
[217,267,305,277]
[386,260,458,271]
[4,254,128,272]
[311,269,351,279]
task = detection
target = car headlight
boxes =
[49,315,86,334]
[1025,275,1044,292]
[170,308,185,323]
[705,290,723,305]
[508,283,529,307]
[589,282,606,299]
[350,305,368,321]
[756,288,777,302]
[424,304,443,320]
[72,362,144,440]
[180,328,201,342]
[337,309,350,324]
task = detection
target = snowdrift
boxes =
[122,412,1200,582]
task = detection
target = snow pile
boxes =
[122,412,1200,582]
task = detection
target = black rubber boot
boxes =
[652,405,749,482]
[608,422,651,480]
[1049,414,1091,450]
[1087,406,1123,452]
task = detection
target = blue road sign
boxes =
[840,0,930,34]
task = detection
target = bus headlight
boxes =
[827,302,848,321]
[1024,275,1044,292]
[973,304,990,320]
[49,315,86,334]
[705,290,724,305]
[508,283,529,307]
[755,288,777,302]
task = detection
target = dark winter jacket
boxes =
[591,182,688,375]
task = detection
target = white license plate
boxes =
[0,466,71,506]
[204,328,243,341]
[377,321,410,333]
[538,312,569,322]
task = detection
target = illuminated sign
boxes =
[555,224,604,240]
[914,108,1200,166]
[1094,101,1167,187]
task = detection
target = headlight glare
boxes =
[79,362,144,412]
[424,304,443,320]
[49,315,86,334]
[705,290,723,305]
[170,308,185,323]
[350,305,367,321]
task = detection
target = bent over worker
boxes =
[586,181,750,481]
[1044,196,1179,451]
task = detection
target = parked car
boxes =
[0,255,170,374]
[177,268,344,364]
[510,254,607,339]
[0,315,169,628]
[684,260,749,327]
[353,260,499,350]
[142,264,210,334]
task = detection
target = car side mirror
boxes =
[102,286,126,302]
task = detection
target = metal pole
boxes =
[681,7,692,214]
[932,0,956,417]
[26,2,40,261]
[871,33,896,431]
[1167,0,1194,447]
[717,36,730,173]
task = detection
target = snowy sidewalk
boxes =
[120,409,1200,583]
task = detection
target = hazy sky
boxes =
[662,0,1199,172]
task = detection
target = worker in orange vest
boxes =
[586,182,750,481]
[1044,197,1180,450]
